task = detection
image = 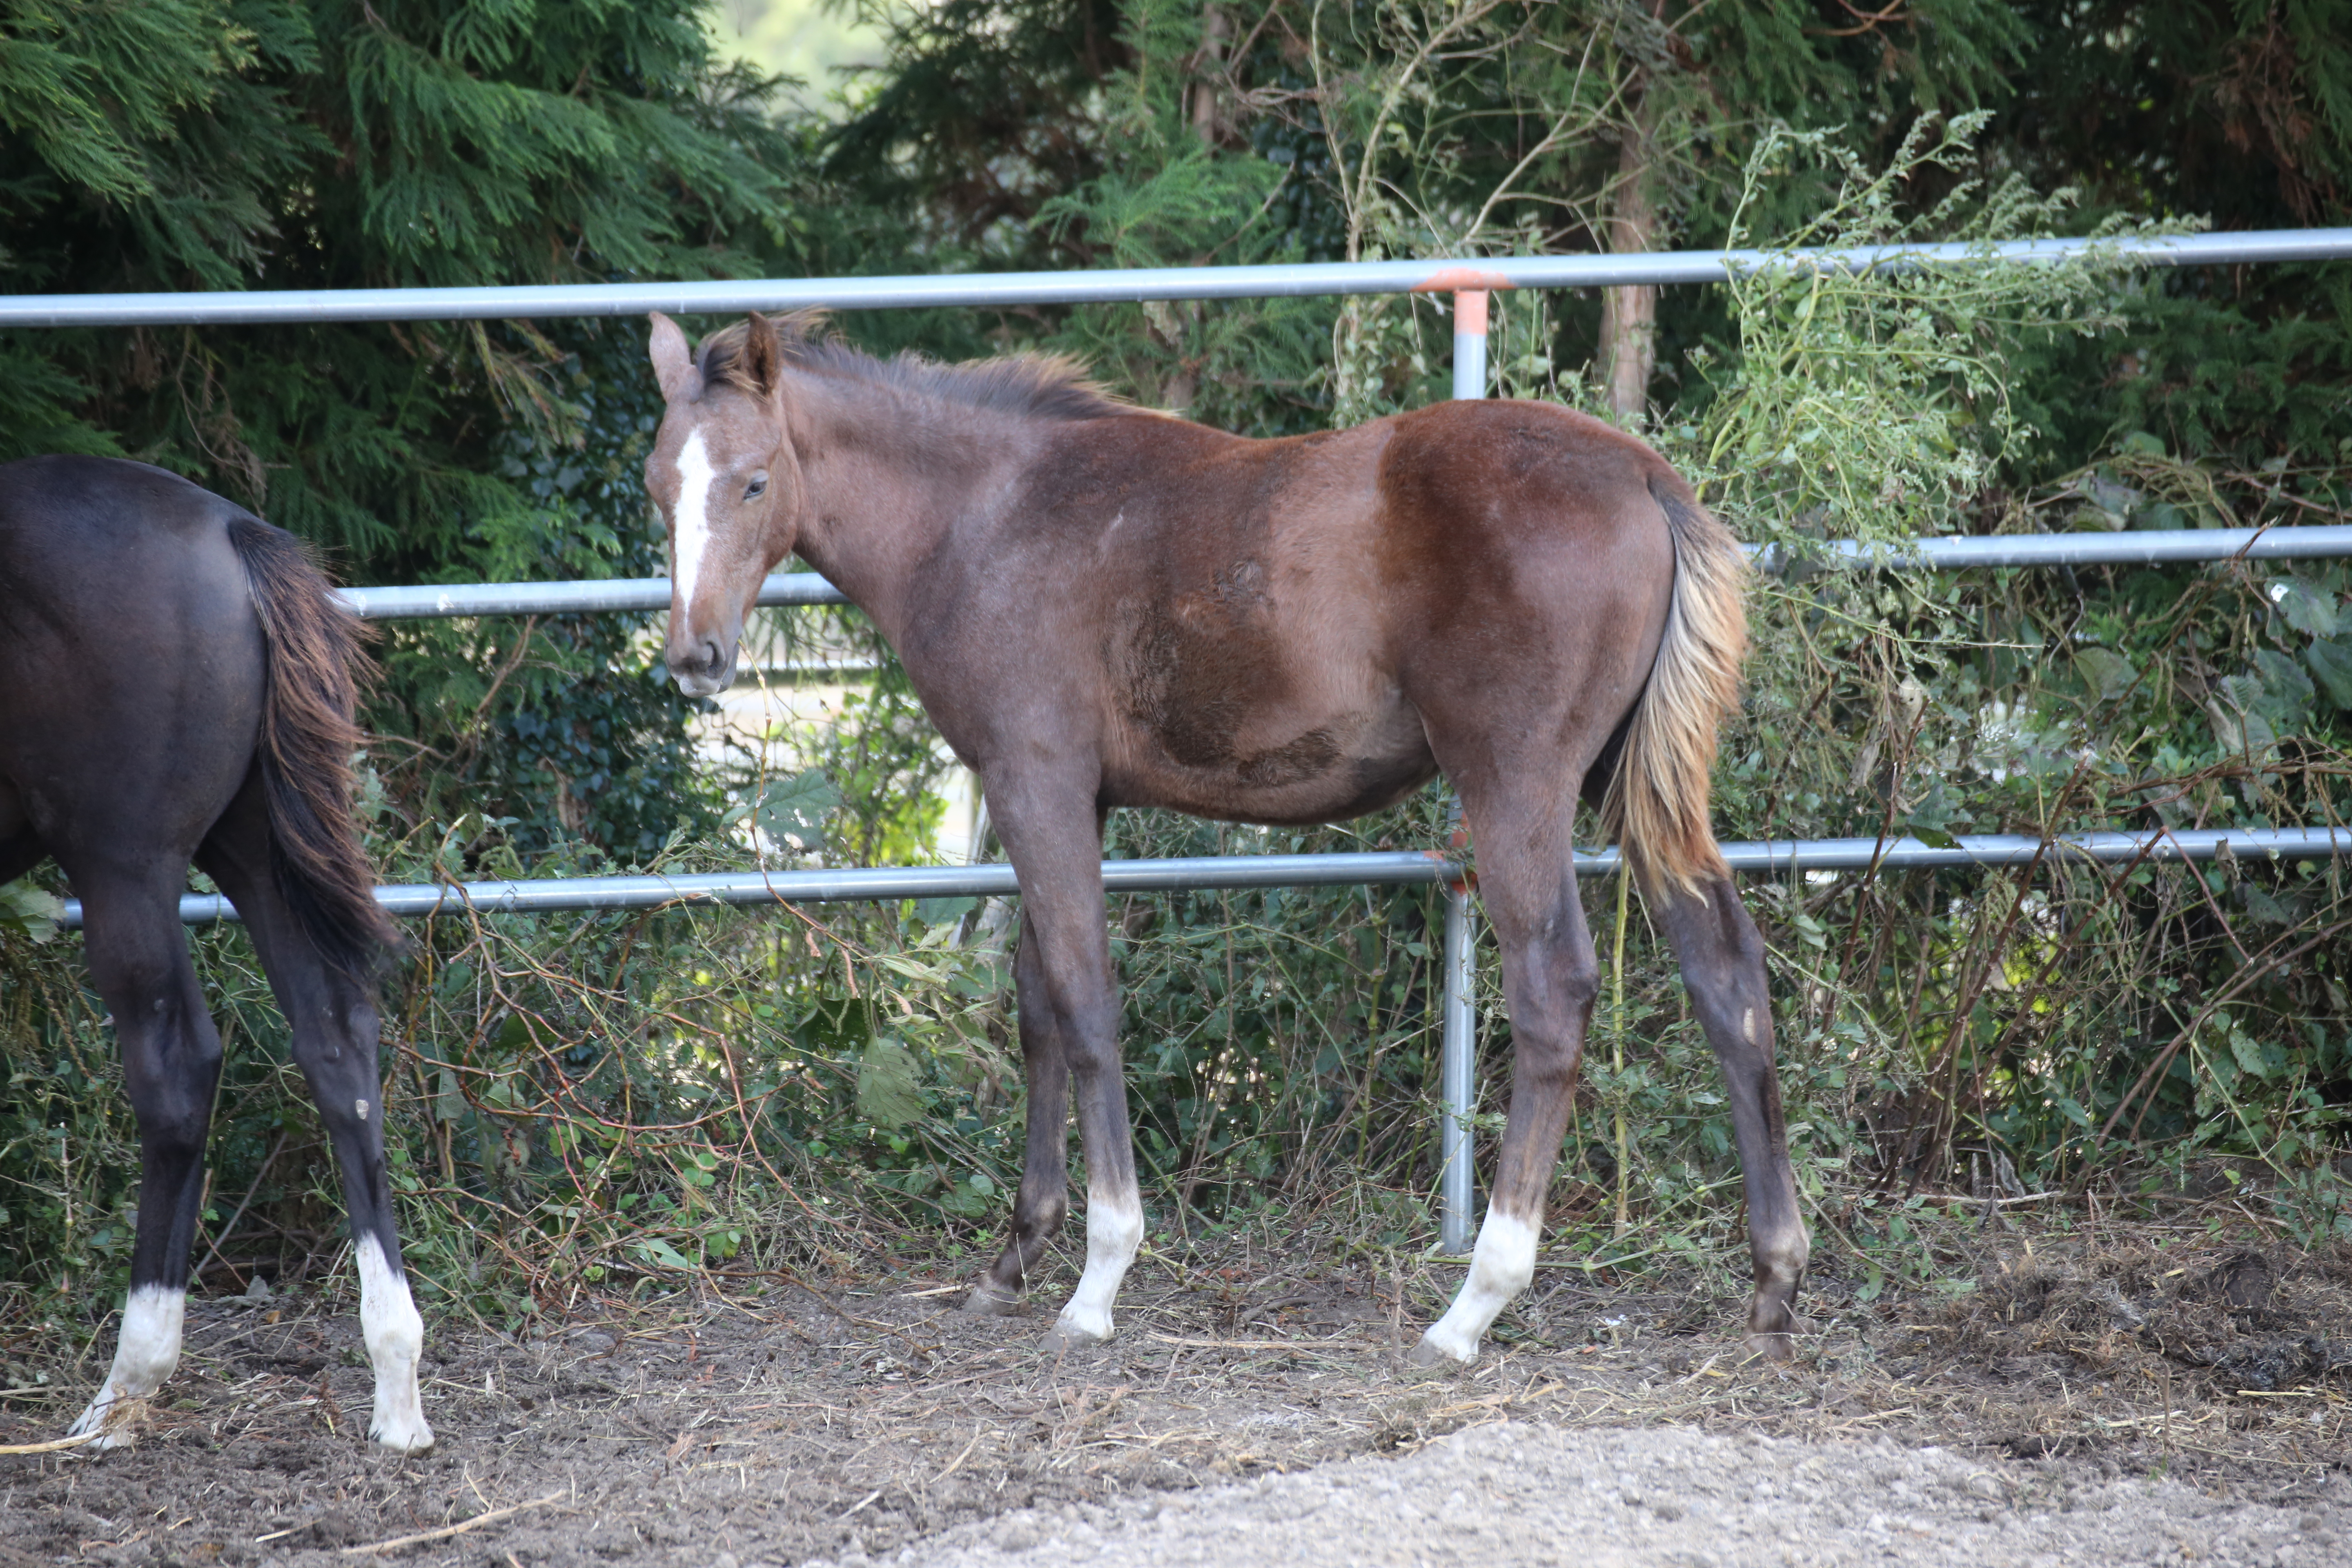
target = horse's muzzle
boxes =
[668,638,736,697]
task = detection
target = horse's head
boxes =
[644,311,805,697]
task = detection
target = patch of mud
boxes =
[0,1227,2345,1566]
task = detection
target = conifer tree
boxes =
[0,0,816,855]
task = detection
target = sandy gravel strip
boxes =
[861,1419,2349,1568]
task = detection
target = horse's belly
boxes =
[1108,709,1437,826]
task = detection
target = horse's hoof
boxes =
[961,1286,1021,1318]
[368,1419,436,1455]
[1405,1332,1472,1370]
[66,1395,146,1452]
[1742,1330,1797,1363]
[1040,1314,1111,1352]
[364,1429,435,1457]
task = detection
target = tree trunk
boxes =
[1596,77,1659,427]
[1192,6,1229,146]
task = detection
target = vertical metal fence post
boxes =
[1451,289,1489,403]
[1438,856,1479,1254]
[1437,290,1489,1256]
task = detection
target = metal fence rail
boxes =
[80,825,2348,931]
[335,526,2352,620]
[4,228,2348,328]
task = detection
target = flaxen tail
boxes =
[1601,472,1750,900]
[225,517,398,978]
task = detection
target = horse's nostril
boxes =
[701,640,724,673]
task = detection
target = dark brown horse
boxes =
[0,457,429,1450]
[644,312,1807,1362]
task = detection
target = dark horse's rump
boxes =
[642,312,1809,1365]
[0,457,429,1452]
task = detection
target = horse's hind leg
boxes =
[1655,877,1809,1358]
[964,917,1073,1313]
[196,775,432,1452]
[65,872,220,1448]
[1412,784,1599,1367]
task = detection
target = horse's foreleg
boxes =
[197,788,432,1453]
[1657,876,1808,1359]
[66,878,218,1448]
[1046,995,1143,1348]
[972,790,1140,1348]
[1412,856,1597,1367]
[966,921,1071,1313]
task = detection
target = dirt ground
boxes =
[2,1216,2348,1567]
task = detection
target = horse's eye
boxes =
[745,474,768,500]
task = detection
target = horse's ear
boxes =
[743,312,783,399]
[648,312,699,403]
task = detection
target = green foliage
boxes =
[0,0,812,853]
[1683,114,2149,546]
[9,0,2352,1328]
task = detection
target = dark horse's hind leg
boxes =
[1655,877,1809,1356]
[963,917,1073,1314]
[194,774,432,1451]
[65,869,223,1448]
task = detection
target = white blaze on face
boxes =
[671,425,717,612]
[356,1235,434,1453]
[1054,1183,1145,1343]
[1416,1209,1539,1364]
[68,1284,185,1447]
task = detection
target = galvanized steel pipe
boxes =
[77,826,2351,931]
[337,570,848,619]
[1437,877,1480,1255]
[330,528,2352,623]
[1758,525,2352,571]
[1437,294,1493,1253]
[3,229,2345,328]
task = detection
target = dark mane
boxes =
[697,310,1136,423]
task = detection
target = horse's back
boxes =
[0,454,252,560]
[948,400,1685,823]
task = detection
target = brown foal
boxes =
[641,310,1808,1363]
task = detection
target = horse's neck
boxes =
[785,375,1038,645]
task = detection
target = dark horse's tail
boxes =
[224,517,397,978]
[1600,472,1750,900]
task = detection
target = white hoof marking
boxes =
[70,1285,185,1448]
[1419,1211,1538,1364]
[357,1237,434,1453]
[1053,1185,1143,1344]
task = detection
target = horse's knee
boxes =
[1016,1179,1069,1236]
